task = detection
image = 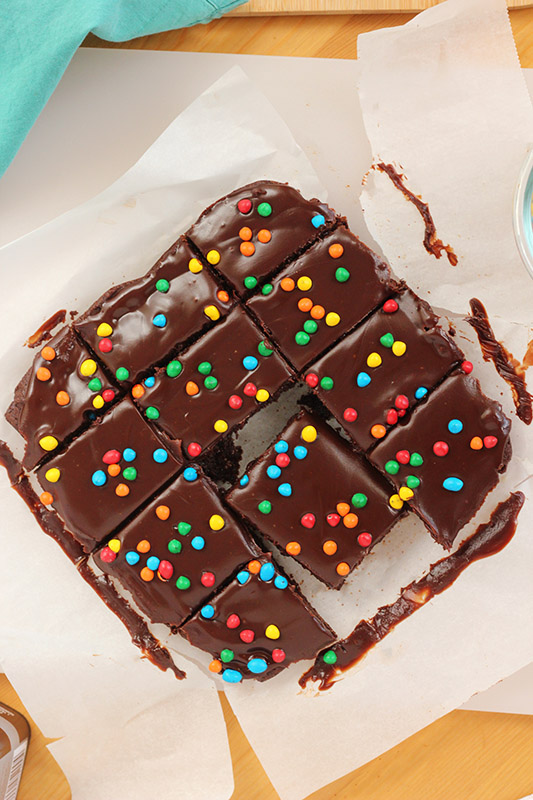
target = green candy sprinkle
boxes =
[168,539,182,554]
[303,319,318,334]
[166,360,182,378]
[198,361,212,375]
[145,406,160,420]
[351,492,368,508]
[335,267,350,283]
[177,521,192,536]
[320,376,334,391]
[385,460,400,475]
[409,452,423,467]
[258,500,272,515]
[220,648,234,663]
[244,276,258,290]
[323,650,338,665]
[176,575,191,591]
[156,278,170,293]
[406,475,421,489]
[88,377,102,392]
[295,331,310,346]
[204,375,218,390]
[122,467,137,481]
[257,202,272,217]
[116,367,130,381]
[380,332,394,348]
[258,341,274,357]
[262,283,273,295]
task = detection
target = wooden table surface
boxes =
[3,7,533,800]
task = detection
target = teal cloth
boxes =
[0,0,247,177]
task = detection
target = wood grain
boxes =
[227,0,533,14]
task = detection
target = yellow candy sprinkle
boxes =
[325,312,340,327]
[392,340,407,357]
[214,419,228,433]
[207,250,221,265]
[367,352,382,368]
[204,305,221,321]
[389,494,404,510]
[92,395,104,409]
[265,624,280,640]
[79,358,97,377]
[256,389,270,403]
[301,425,317,443]
[297,276,313,291]
[39,435,58,452]
[45,467,61,483]
[209,514,225,531]
[188,257,203,273]
[96,322,113,337]
[399,486,414,501]
[108,539,121,553]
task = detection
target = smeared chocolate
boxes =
[26,309,67,348]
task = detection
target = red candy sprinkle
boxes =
[301,513,316,529]
[243,382,257,397]
[326,513,341,527]
[357,532,373,547]
[201,572,215,588]
[237,198,252,214]
[305,372,319,388]
[102,449,121,464]
[228,394,243,409]
[398,409,406,417]
[158,560,174,580]
[343,407,358,422]
[102,389,115,402]
[483,436,498,449]
[383,299,399,313]
[272,649,286,663]
[240,629,255,643]
[275,453,290,468]
[98,338,113,353]
[227,614,241,629]
[187,442,202,457]
[461,360,473,374]
[395,394,409,409]
[100,546,116,563]
[433,441,449,457]
[396,450,410,464]
[386,408,398,425]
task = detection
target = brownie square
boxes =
[93,465,259,628]
[135,308,294,459]
[180,554,336,682]
[369,373,512,548]
[247,228,391,370]
[36,397,181,552]
[6,328,119,470]
[186,181,337,295]
[226,411,401,588]
[74,236,234,385]
[306,289,464,453]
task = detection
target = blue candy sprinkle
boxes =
[293,445,307,460]
[274,575,288,590]
[144,376,155,388]
[242,355,259,371]
[153,314,167,328]
[222,668,242,683]
[237,570,250,585]
[91,469,107,487]
[278,482,292,497]
[443,477,464,492]
[201,605,215,619]
[274,440,289,454]
[125,551,140,565]
[356,372,371,388]
[191,536,205,551]
[448,419,463,434]
[259,562,275,582]
[183,467,198,481]
[311,214,326,228]
[153,448,169,463]
[123,448,137,462]
[267,465,282,479]
[248,658,268,675]
[239,474,249,487]
[146,556,160,571]
[415,387,428,400]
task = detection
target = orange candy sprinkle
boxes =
[186,381,199,396]
[371,424,387,439]
[329,243,344,259]
[343,513,359,529]
[140,567,154,582]
[470,436,483,450]
[108,464,121,477]
[323,540,338,555]
[131,383,145,399]
[286,541,302,556]
[217,290,230,303]
[40,491,54,505]
[280,277,295,292]
[41,346,56,361]
[297,297,313,313]
[137,540,150,553]
[209,659,222,673]
[336,502,350,517]
[156,505,170,520]
[240,241,255,257]
[336,562,350,576]
[115,483,130,497]
[55,390,70,406]
[257,229,272,243]
[248,559,261,574]
[36,367,51,382]
[310,305,325,320]
[239,226,253,241]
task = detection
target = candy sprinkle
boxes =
[222,669,242,684]
[188,258,203,273]
[80,359,97,377]
[153,448,169,464]
[470,436,483,450]
[39,435,58,451]
[55,391,70,406]
[448,419,463,434]
[301,425,317,443]
[443,477,464,492]
[312,214,326,228]
[244,276,257,290]
[392,341,407,357]
[257,202,272,217]
[191,536,205,551]
[301,512,316,528]
[209,514,225,531]
[214,419,228,433]
[323,540,338,555]
[335,267,350,283]
[204,305,220,321]
[336,562,350,577]
[389,494,404,510]
[351,493,368,508]
[433,441,449,457]
[156,278,170,293]
[260,562,275,582]
[116,367,130,381]
[328,243,344,259]
[156,505,170,520]
[206,250,220,265]
[286,541,301,555]
[343,407,358,422]
[248,658,268,675]
[356,372,371,388]
[323,650,338,665]
[258,229,272,243]
[280,277,295,292]
[40,491,54,505]
[166,360,183,378]
[265,624,280,640]
[258,500,272,514]
[183,466,197,481]
[36,367,51,382]
[91,470,107,487]
[237,198,252,214]
[201,605,215,619]
[383,299,399,313]
[358,532,373,547]
[45,467,61,483]
[325,312,340,327]
[41,345,56,360]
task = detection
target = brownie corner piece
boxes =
[369,372,512,548]
[180,553,336,681]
